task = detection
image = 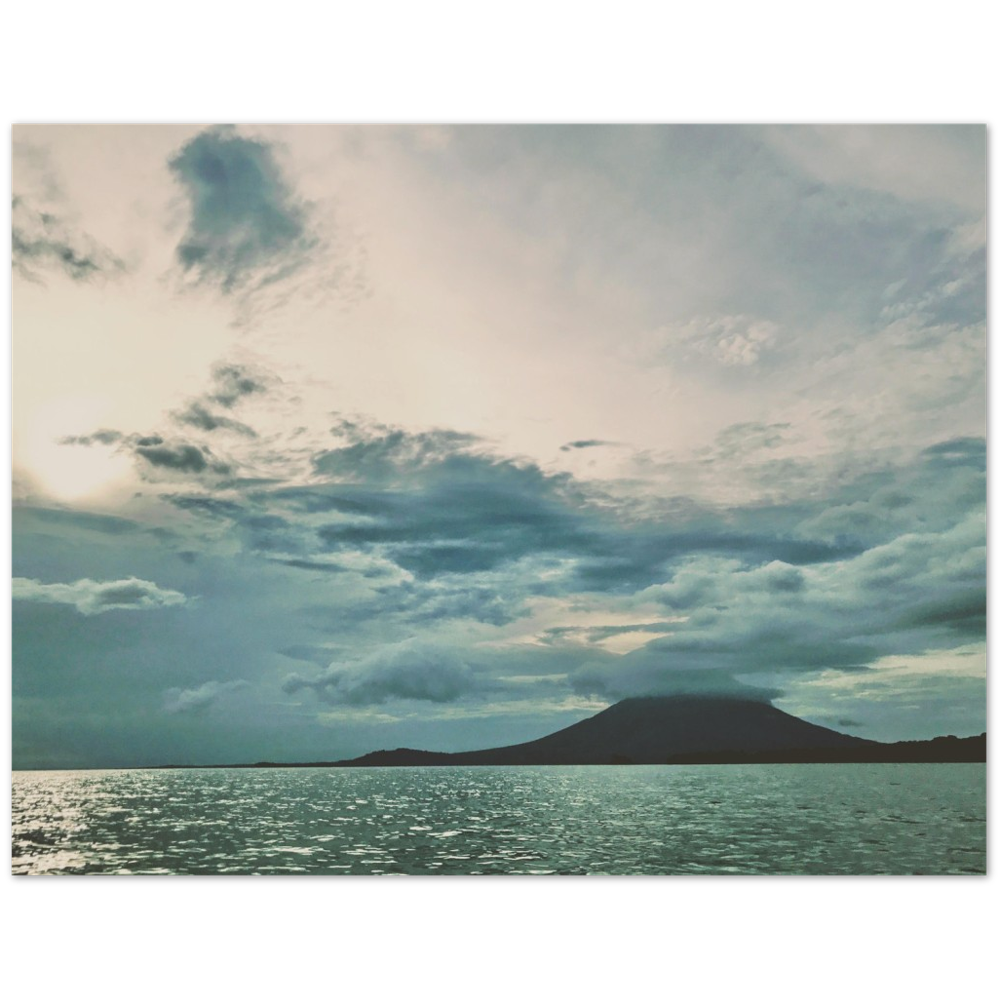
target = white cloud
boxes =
[689,315,779,367]
[635,314,779,369]
[163,680,248,714]
[12,576,188,615]
[763,124,985,213]
[283,640,480,706]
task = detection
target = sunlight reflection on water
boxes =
[12,764,985,875]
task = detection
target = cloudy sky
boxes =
[11,124,985,768]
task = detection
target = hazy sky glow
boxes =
[11,124,985,767]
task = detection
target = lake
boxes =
[11,763,986,875]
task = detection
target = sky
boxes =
[10,124,986,768]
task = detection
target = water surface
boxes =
[12,763,986,875]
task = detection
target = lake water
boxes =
[11,763,986,875]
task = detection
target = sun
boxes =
[15,396,133,501]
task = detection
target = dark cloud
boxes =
[560,439,613,451]
[283,642,480,706]
[11,126,986,767]
[173,422,981,658]
[41,409,984,718]
[135,442,229,475]
[58,429,124,446]
[300,427,624,584]
[173,401,256,436]
[311,452,599,581]
[59,423,233,480]
[12,196,124,283]
[580,514,984,697]
[169,127,317,293]
[920,436,986,467]
[166,362,271,437]
[58,360,279,489]
[208,362,272,408]
[569,625,873,702]
[313,421,481,482]
[265,485,397,516]
[165,495,245,517]
[895,590,986,636]
[273,558,349,574]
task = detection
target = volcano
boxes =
[335,696,880,766]
[239,696,985,769]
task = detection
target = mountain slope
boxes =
[340,696,878,766]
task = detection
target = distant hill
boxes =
[275,696,984,767]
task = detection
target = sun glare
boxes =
[17,397,133,500]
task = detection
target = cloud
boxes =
[571,662,781,703]
[171,419,982,654]
[60,425,233,479]
[134,441,229,475]
[59,429,125,447]
[43,398,984,713]
[163,679,249,715]
[370,580,527,627]
[631,314,779,371]
[12,576,188,615]
[173,401,256,437]
[12,195,124,283]
[896,590,986,636]
[313,419,482,482]
[14,505,140,536]
[57,360,277,488]
[166,495,245,517]
[763,125,986,213]
[685,314,779,367]
[571,510,984,699]
[208,361,272,408]
[921,436,985,466]
[711,422,791,459]
[283,641,480,706]
[273,558,349,574]
[167,360,277,436]
[309,445,602,582]
[560,439,614,452]
[11,126,987,766]
[169,127,317,294]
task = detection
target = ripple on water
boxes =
[10,764,986,875]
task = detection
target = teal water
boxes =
[11,764,986,875]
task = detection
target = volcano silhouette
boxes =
[337,696,880,766]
